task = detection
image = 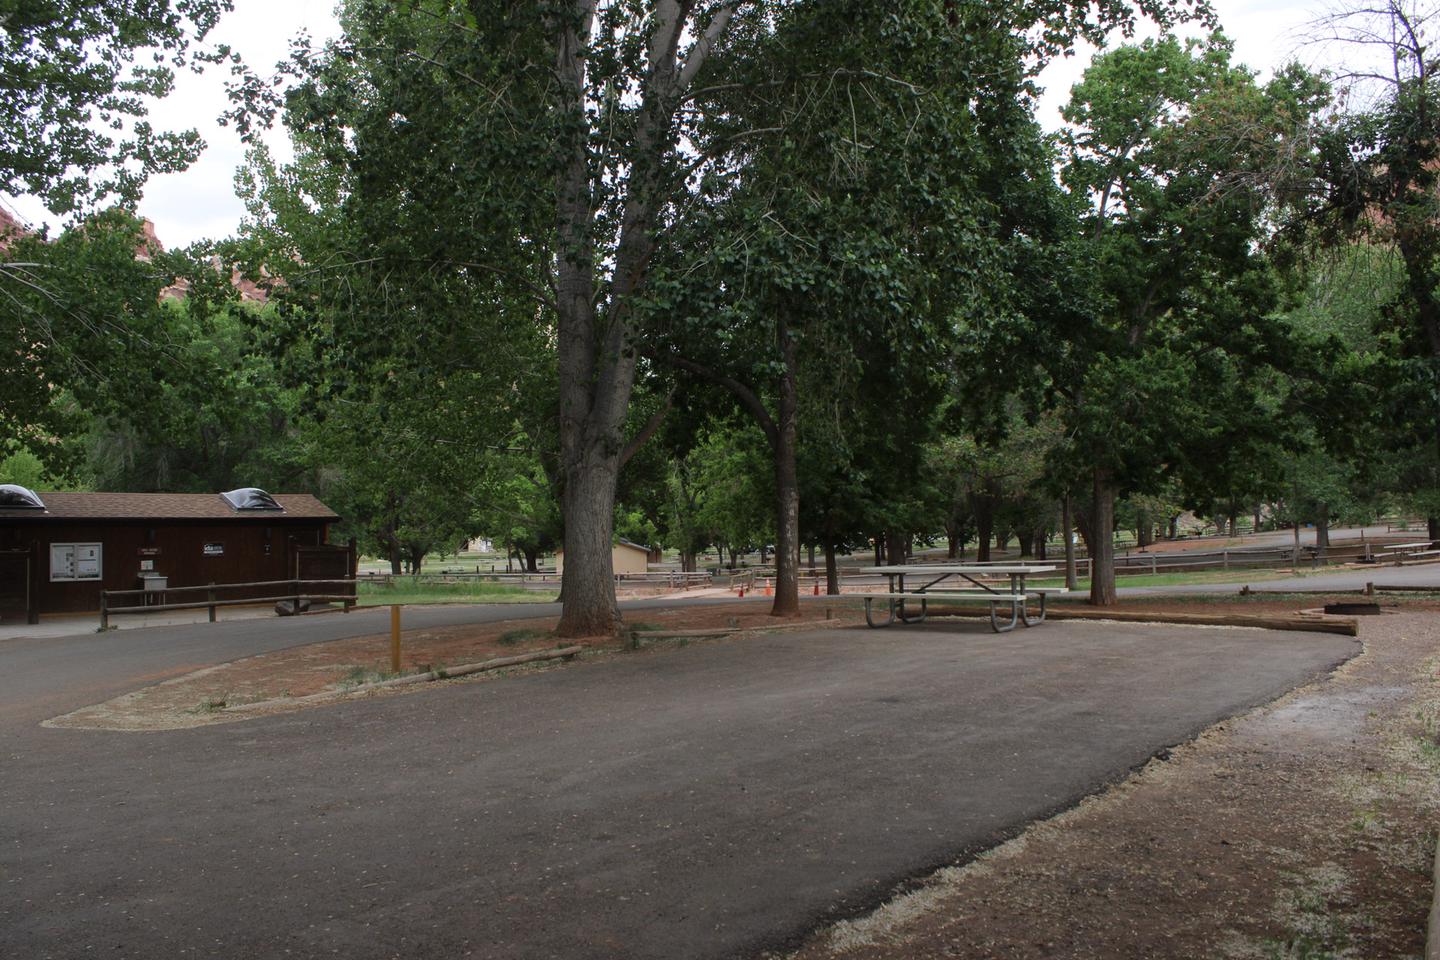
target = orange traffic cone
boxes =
[813,581,820,595]
[764,579,773,596]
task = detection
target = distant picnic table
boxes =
[856,564,1065,634]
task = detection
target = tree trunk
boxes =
[885,531,907,566]
[681,550,696,573]
[995,528,1011,552]
[556,461,622,636]
[1228,515,1238,537]
[825,543,840,595]
[1429,516,1440,543]
[389,540,402,577]
[524,546,539,573]
[1168,515,1179,539]
[1034,529,1047,561]
[769,319,801,617]
[1062,495,1078,591]
[1085,470,1118,606]
[874,538,883,566]
[1315,503,1330,555]
[975,504,994,563]
[946,525,960,559]
[1253,506,1264,534]
[807,543,815,573]
[1017,531,1033,557]
[1136,509,1153,548]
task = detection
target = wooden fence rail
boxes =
[100,578,358,630]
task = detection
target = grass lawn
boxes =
[1032,566,1307,591]
[356,580,556,606]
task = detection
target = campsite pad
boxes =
[41,593,1418,732]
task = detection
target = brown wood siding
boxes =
[0,519,329,615]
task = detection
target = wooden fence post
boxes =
[208,583,216,623]
[99,591,108,631]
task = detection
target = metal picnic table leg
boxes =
[989,598,1019,633]
[1021,588,1047,627]
[898,596,928,624]
[1015,572,1044,627]
[864,597,895,628]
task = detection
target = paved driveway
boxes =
[1,617,1356,959]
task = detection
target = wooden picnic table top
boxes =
[1382,541,1436,550]
[859,564,1057,576]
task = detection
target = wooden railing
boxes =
[356,570,713,588]
[100,578,358,630]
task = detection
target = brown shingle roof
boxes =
[0,492,338,521]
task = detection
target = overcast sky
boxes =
[1,0,1323,250]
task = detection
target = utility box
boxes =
[139,572,168,605]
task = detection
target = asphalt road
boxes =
[1118,561,1440,597]
[1,612,1357,959]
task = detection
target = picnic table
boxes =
[1379,541,1440,562]
[856,564,1064,633]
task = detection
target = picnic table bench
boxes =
[856,564,1065,633]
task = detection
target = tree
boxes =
[1045,34,1306,603]
[0,0,232,214]
[652,0,1204,614]
[1293,0,1440,535]
[230,0,748,635]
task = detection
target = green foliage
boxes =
[1044,37,1307,485]
[689,424,774,564]
[0,210,244,478]
[0,0,233,214]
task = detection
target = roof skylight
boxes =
[0,484,45,509]
[220,488,284,511]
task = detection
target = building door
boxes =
[0,548,34,624]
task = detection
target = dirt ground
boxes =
[777,606,1440,960]
[46,602,864,730]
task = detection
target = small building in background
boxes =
[553,539,652,577]
[0,486,346,622]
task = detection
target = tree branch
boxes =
[677,3,737,91]
[662,353,778,445]
[620,386,676,467]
